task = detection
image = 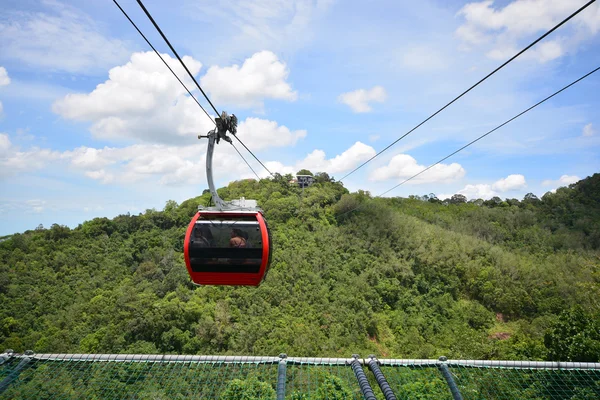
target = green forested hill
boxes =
[1,173,599,362]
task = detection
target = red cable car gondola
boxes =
[183,113,272,286]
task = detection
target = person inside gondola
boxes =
[193,225,213,247]
[229,229,247,248]
[241,230,252,248]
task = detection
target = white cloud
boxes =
[201,51,297,108]
[542,174,580,187]
[370,154,465,184]
[26,199,46,213]
[302,142,376,174]
[187,0,334,55]
[0,102,3,116]
[338,86,387,113]
[0,134,62,177]
[53,52,304,148]
[61,144,209,186]
[259,142,377,177]
[583,123,596,137]
[0,67,10,86]
[0,134,11,155]
[491,174,526,191]
[237,117,306,150]
[53,51,214,145]
[0,1,130,74]
[437,174,528,200]
[456,0,600,63]
[439,183,498,201]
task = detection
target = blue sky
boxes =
[1,0,599,235]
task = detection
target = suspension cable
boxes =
[231,143,261,180]
[339,0,597,182]
[112,0,215,126]
[339,65,600,217]
[135,0,219,116]
[135,0,274,177]
[379,65,600,197]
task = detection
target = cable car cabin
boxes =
[184,211,272,286]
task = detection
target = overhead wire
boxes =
[113,0,271,178]
[339,0,597,182]
[339,65,600,218]
[134,0,274,177]
[112,0,215,126]
[230,143,261,180]
[379,65,600,196]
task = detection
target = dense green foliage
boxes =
[1,173,599,364]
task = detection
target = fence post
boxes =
[0,349,14,366]
[276,353,287,400]
[0,350,33,395]
[367,355,397,400]
[350,354,377,400]
[438,356,463,400]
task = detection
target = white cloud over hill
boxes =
[370,154,465,184]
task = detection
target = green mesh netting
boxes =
[381,364,600,400]
[451,366,600,400]
[1,356,600,399]
[285,363,363,399]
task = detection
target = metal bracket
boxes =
[197,111,255,211]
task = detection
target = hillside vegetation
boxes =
[1,173,599,362]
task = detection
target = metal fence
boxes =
[1,351,599,399]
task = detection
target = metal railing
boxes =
[2,351,599,399]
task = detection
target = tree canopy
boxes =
[1,173,599,363]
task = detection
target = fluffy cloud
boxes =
[438,183,497,201]
[0,134,62,177]
[0,1,129,74]
[0,138,255,187]
[456,0,600,63]
[52,51,214,145]
[0,67,10,86]
[370,154,465,184]
[583,123,596,137]
[542,174,580,187]
[5,140,373,187]
[237,118,306,150]
[53,52,304,148]
[62,144,209,186]
[338,86,387,113]
[302,142,376,174]
[201,51,297,108]
[0,134,10,155]
[259,142,377,177]
[438,174,528,200]
[491,174,526,191]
